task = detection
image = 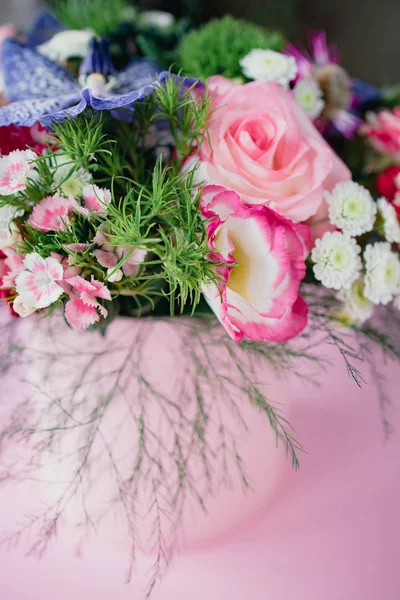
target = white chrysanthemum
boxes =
[239,49,297,87]
[364,242,400,305]
[293,78,325,119]
[38,29,95,62]
[377,197,400,243]
[311,231,362,290]
[139,10,175,30]
[52,155,91,198]
[325,181,377,236]
[337,276,374,324]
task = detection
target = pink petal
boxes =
[65,275,98,294]
[65,298,100,329]
[94,248,118,269]
[23,252,46,273]
[88,277,112,301]
[64,243,92,252]
[28,196,72,232]
[45,257,64,281]
[83,184,111,212]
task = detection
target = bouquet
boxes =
[1,2,400,594]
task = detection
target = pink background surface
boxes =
[0,317,399,599]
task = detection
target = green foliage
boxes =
[177,15,285,80]
[134,19,191,71]
[13,77,218,318]
[102,160,222,315]
[49,115,114,169]
[50,0,131,37]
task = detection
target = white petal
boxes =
[23,252,46,273]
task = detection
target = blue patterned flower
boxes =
[0,38,175,127]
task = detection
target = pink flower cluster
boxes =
[10,252,112,328]
[0,124,119,328]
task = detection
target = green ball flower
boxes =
[177,15,285,81]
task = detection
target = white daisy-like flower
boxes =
[293,78,325,119]
[239,49,297,87]
[52,155,91,198]
[364,242,400,305]
[311,231,362,290]
[0,149,37,196]
[139,10,175,30]
[377,197,400,243]
[337,276,374,324]
[325,181,377,236]
[38,29,95,63]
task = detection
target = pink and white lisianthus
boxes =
[28,195,75,232]
[190,77,350,229]
[0,149,37,195]
[14,252,64,314]
[201,185,312,342]
[82,184,112,213]
[64,275,112,329]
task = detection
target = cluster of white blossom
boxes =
[239,49,325,119]
[311,181,400,324]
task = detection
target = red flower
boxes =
[377,166,400,220]
[0,123,49,155]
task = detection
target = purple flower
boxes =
[0,38,183,127]
[286,31,361,138]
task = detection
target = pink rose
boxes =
[201,185,312,342]
[363,108,400,160]
[192,77,350,225]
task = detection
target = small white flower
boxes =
[337,276,374,324]
[139,10,175,30]
[12,295,37,318]
[293,78,325,119]
[107,267,123,283]
[38,29,95,63]
[364,242,400,305]
[325,181,377,236]
[0,149,37,195]
[52,155,91,198]
[0,204,23,250]
[239,49,297,87]
[311,231,362,290]
[377,197,400,243]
